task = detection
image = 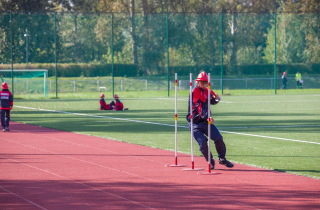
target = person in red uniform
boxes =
[186,72,233,169]
[113,94,128,111]
[0,82,13,132]
[113,94,123,111]
[99,93,115,110]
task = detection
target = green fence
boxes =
[0,12,319,97]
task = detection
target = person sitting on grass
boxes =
[113,94,128,111]
[0,82,13,132]
[99,93,115,110]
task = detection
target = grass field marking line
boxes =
[15,105,183,128]
[220,124,320,129]
[220,130,320,145]
[0,137,260,210]
[15,106,320,145]
[1,155,156,209]
[0,186,48,210]
[234,100,320,103]
[155,98,233,103]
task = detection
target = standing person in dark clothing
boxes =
[0,82,13,132]
[186,72,233,169]
[282,72,288,89]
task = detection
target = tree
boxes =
[280,0,320,62]
[0,0,55,12]
[264,13,308,64]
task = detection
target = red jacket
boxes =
[114,99,123,111]
[0,89,13,110]
[186,86,219,123]
[100,99,111,110]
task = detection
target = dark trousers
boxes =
[188,121,226,161]
[0,110,10,129]
[110,100,115,109]
[282,82,287,89]
[296,81,302,88]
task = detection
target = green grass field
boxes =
[12,88,320,99]
[11,90,320,179]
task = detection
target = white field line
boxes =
[220,124,320,129]
[155,98,320,103]
[15,106,320,145]
[219,130,320,145]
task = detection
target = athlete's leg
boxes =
[188,122,214,162]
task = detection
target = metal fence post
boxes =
[274,13,277,94]
[221,12,224,95]
[246,78,247,89]
[166,12,170,97]
[54,12,58,98]
[111,12,114,97]
[73,80,76,93]
[10,11,14,96]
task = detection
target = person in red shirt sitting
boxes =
[113,94,128,111]
[99,93,115,110]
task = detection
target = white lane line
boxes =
[11,130,61,132]
[15,106,320,145]
[0,138,259,209]
[1,154,155,209]
[0,186,48,210]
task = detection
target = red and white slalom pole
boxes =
[175,73,178,165]
[190,73,195,169]
[183,73,203,171]
[208,73,212,173]
[198,73,221,175]
[165,73,186,167]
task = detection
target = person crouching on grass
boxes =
[99,93,115,110]
[0,82,13,132]
[186,72,233,169]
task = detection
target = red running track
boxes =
[0,122,320,210]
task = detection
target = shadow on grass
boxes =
[11,108,320,134]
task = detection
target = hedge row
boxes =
[0,63,138,77]
[0,63,319,77]
[171,64,320,76]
